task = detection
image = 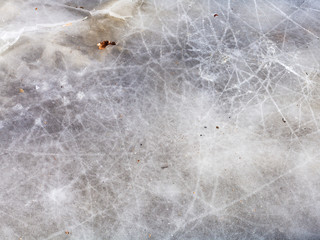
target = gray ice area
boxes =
[1,0,320,239]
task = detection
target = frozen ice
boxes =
[1,0,320,239]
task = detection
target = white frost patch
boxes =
[63,96,70,105]
[40,82,50,91]
[12,103,23,111]
[34,118,42,125]
[48,188,68,204]
[77,91,85,100]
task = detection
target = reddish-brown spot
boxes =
[97,40,116,50]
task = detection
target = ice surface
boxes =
[0,0,320,239]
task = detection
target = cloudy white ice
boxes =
[0,0,320,239]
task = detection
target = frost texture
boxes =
[0,0,320,239]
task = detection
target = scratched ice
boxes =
[0,0,320,239]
